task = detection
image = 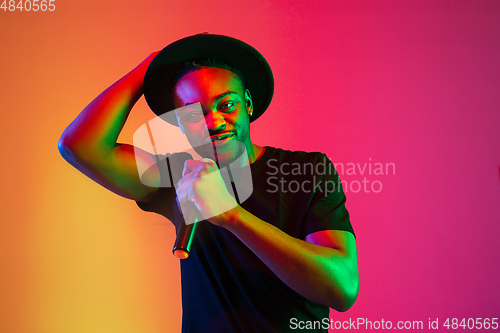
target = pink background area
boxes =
[1,1,499,332]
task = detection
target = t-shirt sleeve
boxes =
[135,152,192,227]
[303,153,355,238]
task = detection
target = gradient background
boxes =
[1,1,499,332]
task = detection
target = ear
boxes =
[244,89,254,117]
[175,111,185,134]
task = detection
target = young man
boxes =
[59,34,358,332]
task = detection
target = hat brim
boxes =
[143,34,274,126]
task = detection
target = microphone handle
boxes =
[172,205,199,259]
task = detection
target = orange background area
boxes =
[1,1,500,332]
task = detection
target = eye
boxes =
[219,101,237,111]
[181,109,203,123]
[189,110,202,117]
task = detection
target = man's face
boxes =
[172,67,253,167]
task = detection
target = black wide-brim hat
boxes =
[143,33,274,126]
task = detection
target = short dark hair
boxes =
[173,58,246,91]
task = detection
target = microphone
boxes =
[172,202,199,259]
[173,198,200,259]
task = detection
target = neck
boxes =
[248,144,265,164]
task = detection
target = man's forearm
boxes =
[213,206,359,312]
[59,52,157,160]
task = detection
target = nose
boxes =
[205,110,226,132]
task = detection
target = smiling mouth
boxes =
[207,132,235,143]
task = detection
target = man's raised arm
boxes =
[58,52,160,202]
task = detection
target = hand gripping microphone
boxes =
[171,157,220,259]
[170,152,252,259]
[171,156,238,259]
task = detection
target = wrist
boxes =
[208,204,244,229]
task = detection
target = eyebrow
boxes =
[182,90,239,107]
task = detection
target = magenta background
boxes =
[1,0,499,331]
[253,1,500,325]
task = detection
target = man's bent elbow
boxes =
[339,286,359,312]
[58,134,76,163]
[58,130,101,165]
[331,279,359,312]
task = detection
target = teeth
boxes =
[215,133,232,140]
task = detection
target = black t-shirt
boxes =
[136,147,354,332]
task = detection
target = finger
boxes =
[176,192,198,220]
[179,160,200,186]
[182,160,195,177]
[179,159,217,185]
[178,167,202,187]
[175,180,191,203]
[201,158,216,164]
[181,159,208,178]
[176,181,198,206]
[185,158,216,171]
